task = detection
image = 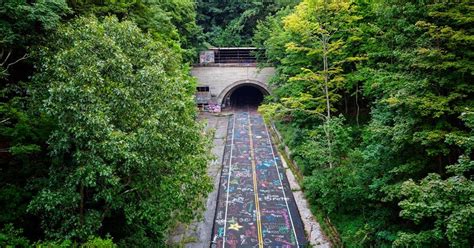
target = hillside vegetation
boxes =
[1,0,211,246]
[1,0,472,247]
[255,0,473,247]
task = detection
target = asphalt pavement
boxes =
[211,107,306,248]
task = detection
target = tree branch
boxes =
[0,118,10,124]
[6,53,29,70]
[1,50,12,66]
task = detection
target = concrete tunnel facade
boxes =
[191,66,275,109]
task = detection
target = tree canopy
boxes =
[28,16,211,244]
[0,0,473,247]
[256,0,473,246]
[1,1,211,246]
[197,0,299,47]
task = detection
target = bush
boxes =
[0,224,30,247]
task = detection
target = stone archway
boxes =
[218,80,270,108]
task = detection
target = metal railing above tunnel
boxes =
[198,47,265,65]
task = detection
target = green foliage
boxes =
[253,7,294,65]
[35,236,115,247]
[1,2,69,239]
[283,0,363,116]
[0,0,70,46]
[300,116,352,171]
[259,0,363,170]
[0,224,30,247]
[1,0,472,246]
[27,16,211,244]
[80,237,116,248]
[0,227,116,248]
[1,0,210,245]
[0,90,54,244]
[396,167,474,247]
[0,0,70,77]
[197,0,299,47]
[394,112,474,247]
[66,0,202,62]
[257,0,474,247]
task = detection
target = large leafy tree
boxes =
[27,16,212,244]
[258,0,363,170]
[284,0,362,168]
[283,0,361,119]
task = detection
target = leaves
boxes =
[197,0,297,47]
[256,0,474,247]
[27,16,212,243]
[398,169,474,247]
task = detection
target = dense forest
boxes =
[1,0,211,246]
[0,0,472,247]
[256,0,473,247]
[196,0,299,47]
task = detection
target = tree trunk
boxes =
[324,120,333,169]
[322,35,333,169]
[344,93,348,114]
[323,36,331,120]
[356,83,360,127]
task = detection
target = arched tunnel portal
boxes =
[219,81,270,109]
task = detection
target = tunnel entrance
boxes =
[228,85,265,108]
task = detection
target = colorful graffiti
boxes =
[212,108,306,247]
[200,50,215,64]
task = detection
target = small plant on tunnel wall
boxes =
[259,0,363,168]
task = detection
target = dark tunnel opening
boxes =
[229,85,265,108]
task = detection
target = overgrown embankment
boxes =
[256,1,474,247]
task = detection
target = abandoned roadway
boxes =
[211,108,306,248]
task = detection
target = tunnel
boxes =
[227,85,266,108]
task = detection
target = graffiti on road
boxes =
[211,108,306,248]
